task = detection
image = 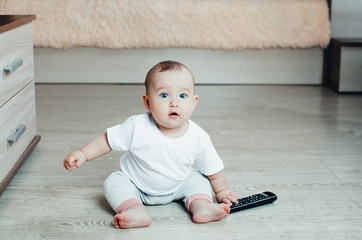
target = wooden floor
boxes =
[1,84,362,239]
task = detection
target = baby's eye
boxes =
[179,93,187,99]
[160,93,169,98]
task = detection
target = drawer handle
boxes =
[3,59,23,73]
[7,125,26,143]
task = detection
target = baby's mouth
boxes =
[169,112,179,117]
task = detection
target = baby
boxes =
[63,60,238,229]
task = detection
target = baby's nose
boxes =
[170,96,179,107]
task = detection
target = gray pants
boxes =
[103,168,213,213]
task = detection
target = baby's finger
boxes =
[63,157,70,170]
[64,155,76,171]
[64,161,73,171]
[223,198,231,204]
[226,195,238,204]
[74,159,83,168]
[64,162,72,171]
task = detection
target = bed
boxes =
[0,0,330,84]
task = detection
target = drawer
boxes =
[0,81,37,183]
[0,23,34,107]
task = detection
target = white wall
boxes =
[331,0,362,38]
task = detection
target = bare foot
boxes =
[189,199,230,223]
[113,204,152,229]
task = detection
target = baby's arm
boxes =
[207,170,238,204]
[63,132,112,171]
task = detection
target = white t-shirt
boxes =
[107,113,224,195]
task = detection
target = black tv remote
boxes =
[230,191,277,213]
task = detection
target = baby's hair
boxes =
[145,60,194,92]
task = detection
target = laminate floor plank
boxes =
[1,85,361,239]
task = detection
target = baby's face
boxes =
[143,68,198,134]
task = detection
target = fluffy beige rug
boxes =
[0,0,330,50]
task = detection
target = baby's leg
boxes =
[104,171,151,229]
[177,169,230,223]
[114,198,151,229]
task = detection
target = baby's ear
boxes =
[193,95,199,107]
[142,94,151,110]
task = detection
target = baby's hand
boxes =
[63,151,87,171]
[215,188,238,205]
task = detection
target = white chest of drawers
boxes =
[0,15,40,196]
